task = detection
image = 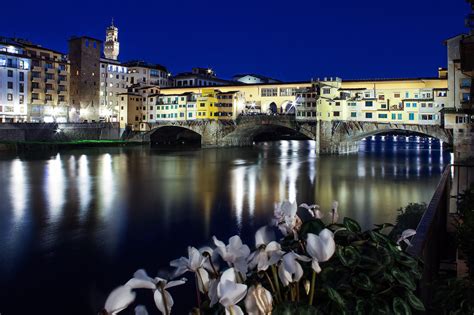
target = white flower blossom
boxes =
[217,268,248,315]
[397,229,417,247]
[170,246,209,293]
[306,229,336,273]
[125,269,186,315]
[278,252,311,286]
[213,235,250,276]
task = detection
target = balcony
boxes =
[45,78,55,84]
[59,90,68,95]
[45,67,56,74]
[31,87,42,94]
[31,98,43,105]
[32,65,42,71]
[58,69,68,76]
[32,76,42,83]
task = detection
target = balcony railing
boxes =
[407,164,474,310]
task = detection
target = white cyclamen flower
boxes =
[245,284,273,315]
[170,246,209,293]
[397,229,417,247]
[103,285,136,315]
[278,252,311,286]
[274,201,299,238]
[299,203,323,219]
[213,235,251,275]
[248,226,284,271]
[306,228,336,273]
[125,269,186,315]
[217,268,248,315]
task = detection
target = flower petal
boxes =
[225,305,245,315]
[153,289,173,315]
[134,305,149,315]
[104,285,136,314]
[125,278,156,290]
[165,278,187,289]
[219,280,247,306]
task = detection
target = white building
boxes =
[100,58,128,121]
[0,40,30,122]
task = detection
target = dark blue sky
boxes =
[1,0,469,81]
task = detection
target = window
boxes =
[7,70,13,77]
[409,113,415,121]
[394,93,401,98]
[391,113,396,120]
[261,88,277,97]
[462,93,471,102]
[19,83,24,93]
[406,103,410,108]
[461,78,471,88]
[322,88,331,94]
[45,94,52,101]
[7,93,13,101]
[405,92,410,98]
[365,113,373,119]
[365,101,373,107]
[7,82,13,89]
[19,72,24,81]
[378,113,388,119]
[378,95,385,101]
[412,103,417,108]
[333,111,340,117]
[280,88,296,96]
[351,112,357,118]
[398,113,402,120]
[19,95,24,104]
[32,93,39,100]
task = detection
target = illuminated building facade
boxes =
[0,39,30,122]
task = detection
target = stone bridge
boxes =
[132,116,453,154]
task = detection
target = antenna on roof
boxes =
[111,17,114,27]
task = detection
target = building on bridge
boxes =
[172,67,232,87]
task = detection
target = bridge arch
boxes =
[149,125,202,146]
[347,127,451,144]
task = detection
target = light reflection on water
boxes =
[0,137,452,314]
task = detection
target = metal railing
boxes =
[407,163,474,310]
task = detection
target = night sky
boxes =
[1,0,469,81]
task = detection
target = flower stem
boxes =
[271,265,283,302]
[209,258,219,277]
[264,270,279,303]
[309,270,316,305]
[195,274,202,313]
[296,282,300,302]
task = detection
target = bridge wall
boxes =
[0,123,120,142]
[136,117,453,154]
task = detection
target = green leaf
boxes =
[326,286,346,308]
[343,217,361,233]
[406,292,425,311]
[352,273,373,290]
[393,297,412,315]
[391,268,416,291]
[337,246,361,267]
[355,299,366,314]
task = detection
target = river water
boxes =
[0,137,451,314]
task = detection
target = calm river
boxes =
[0,137,451,314]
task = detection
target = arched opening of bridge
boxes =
[150,126,202,147]
[284,101,296,115]
[251,125,311,143]
[269,102,277,114]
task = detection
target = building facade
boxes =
[69,36,102,122]
[20,40,70,122]
[0,39,30,122]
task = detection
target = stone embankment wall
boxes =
[0,123,120,142]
